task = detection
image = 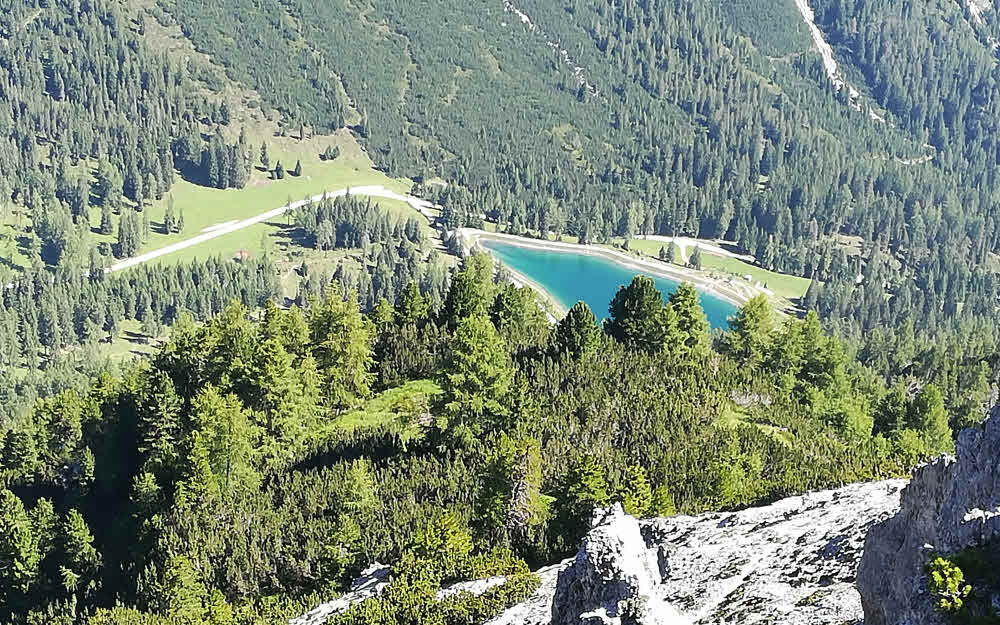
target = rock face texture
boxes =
[858,412,1000,625]
[550,504,684,625]
[489,479,906,625]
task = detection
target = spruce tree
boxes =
[689,245,703,270]
[164,195,176,234]
[604,275,665,352]
[0,489,41,606]
[259,142,269,171]
[99,204,113,235]
[551,301,600,358]
[394,281,430,326]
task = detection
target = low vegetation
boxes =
[927,542,1000,624]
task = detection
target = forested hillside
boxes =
[2,0,1000,622]
[0,253,960,624]
[152,0,1000,342]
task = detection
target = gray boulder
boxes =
[858,411,1000,625]
[551,504,685,625]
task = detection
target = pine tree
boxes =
[99,204,113,235]
[665,283,710,356]
[190,386,260,497]
[151,555,207,622]
[259,142,269,171]
[909,384,953,453]
[651,484,676,516]
[293,159,302,177]
[604,275,665,352]
[274,161,285,180]
[441,312,514,431]
[563,455,609,525]
[551,301,600,358]
[478,434,547,544]
[722,295,775,363]
[307,292,375,410]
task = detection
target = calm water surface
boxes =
[482,240,737,329]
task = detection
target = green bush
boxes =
[927,556,971,614]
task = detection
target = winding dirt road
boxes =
[108,185,435,273]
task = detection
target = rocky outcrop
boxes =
[290,564,389,625]
[489,479,906,625]
[550,504,684,625]
[858,412,1000,625]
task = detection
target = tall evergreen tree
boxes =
[551,301,600,358]
[604,275,666,352]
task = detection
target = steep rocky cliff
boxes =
[858,412,1000,625]
[490,480,906,625]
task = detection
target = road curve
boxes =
[108,185,436,273]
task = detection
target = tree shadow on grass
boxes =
[265,221,311,248]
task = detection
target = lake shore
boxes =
[458,228,760,312]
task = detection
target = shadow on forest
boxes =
[175,159,211,188]
[294,427,412,471]
[0,255,20,272]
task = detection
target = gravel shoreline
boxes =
[459,229,757,312]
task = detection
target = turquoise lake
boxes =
[481,240,738,329]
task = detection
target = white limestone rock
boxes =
[489,479,905,625]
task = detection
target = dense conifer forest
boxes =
[0,253,962,624]
[2,0,1000,622]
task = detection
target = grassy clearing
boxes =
[716,406,794,447]
[106,319,161,361]
[332,380,443,439]
[0,0,417,270]
[96,128,412,259]
[698,253,810,301]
